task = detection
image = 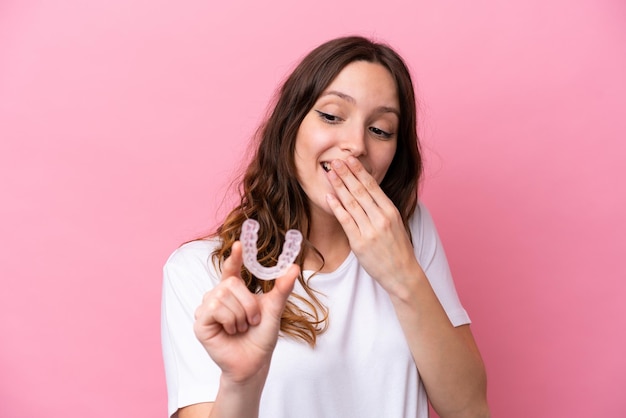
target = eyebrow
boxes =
[321,90,400,117]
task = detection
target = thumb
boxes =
[221,241,244,280]
[266,264,299,308]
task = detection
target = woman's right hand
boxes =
[194,241,299,385]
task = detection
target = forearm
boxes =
[208,369,269,418]
[389,268,489,418]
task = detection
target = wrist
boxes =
[386,259,427,303]
[212,367,269,418]
[219,363,270,396]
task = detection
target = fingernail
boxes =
[331,160,342,169]
[251,314,261,325]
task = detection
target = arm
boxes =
[176,369,267,418]
[326,157,489,418]
[176,372,266,418]
[178,403,213,418]
[168,242,299,418]
[389,266,488,418]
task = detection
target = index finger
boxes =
[221,241,244,280]
[344,156,393,209]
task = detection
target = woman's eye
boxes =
[369,126,393,139]
[315,110,341,123]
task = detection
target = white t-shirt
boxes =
[161,202,470,418]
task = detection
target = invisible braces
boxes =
[240,219,303,280]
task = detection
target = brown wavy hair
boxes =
[211,36,422,346]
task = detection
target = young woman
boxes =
[162,36,489,418]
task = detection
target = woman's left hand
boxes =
[325,157,421,294]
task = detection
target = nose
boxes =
[339,123,367,157]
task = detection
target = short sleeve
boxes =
[161,240,222,417]
[411,202,471,327]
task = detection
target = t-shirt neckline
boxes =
[303,251,356,279]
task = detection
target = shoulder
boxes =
[410,202,471,326]
[163,239,223,294]
[409,201,436,232]
[409,201,439,263]
[165,239,220,269]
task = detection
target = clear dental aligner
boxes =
[240,219,303,280]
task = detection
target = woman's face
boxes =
[294,60,399,215]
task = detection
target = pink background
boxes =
[1,0,624,417]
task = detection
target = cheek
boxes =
[294,122,313,156]
[293,128,309,173]
[374,145,397,182]
[295,128,330,163]
[293,149,308,184]
[293,142,319,185]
